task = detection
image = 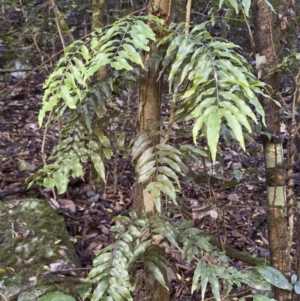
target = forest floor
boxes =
[0,75,299,300]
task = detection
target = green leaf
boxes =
[145,260,168,289]
[220,91,257,122]
[193,106,218,143]
[210,269,221,301]
[19,286,49,301]
[182,239,193,261]
[133,240,152,257]
[151,224,181,250]
[43,177,55,188]
[114,215,131,224]
[80,44,90,61]
[111,56,133,71]
[264,0,276,13]
[219,108,245,150]
[110,284,132,301]
[191,97,217,118]
[91,151,106,183]
[138,160,156,177]
[178,61,194,87]
[134,20,156,41]
[242,0,251,16]
[121,232,133,243]
[107,286,125,301]
[122,43,143,66]
[247,95,265,123]
[93,252,113,266]
[128,224,141,237]
[111,224,126,233]
[157,172,176,191]
[37,292,76,301]
[194,236,212,252]
[180,144,208,157]
[157,150,183,164]
[117,240,133,258]
[241,270,271,291]
[157,157,182,173]
[226,0,239,14]
[103,148,113,159]
[132,139,151,161]
[155,143,182,155]
[253,294,275,301]
[206,112,222,161]
[219,101,252,132]
[87,141,100,151]
[154,180,176,203]
[117,132,125,147]
[127,33,150,51]
[88,262,111,279]
[255,266,293,291]
[39,94,60,126]
[70,159,84,178]
[60,85,76,109]
[216,59,248,87]
[138,167,156,183]
[158,166,180,186]
[53,170,68,194]
[165,35,184,57]
[77,283,92,301]
[91,281,109,301]
[136,147,154,170]
[192,260,206,293]
[208,41,237,50]
[169,38,195,82]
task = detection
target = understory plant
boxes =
[28,14,293,301]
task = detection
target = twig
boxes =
[0,292,9,301]
[0,68,33,73]
[238,0,255,51]
[185,0,192,35]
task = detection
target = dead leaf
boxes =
[58,199,76,213]
[228,193,239,202]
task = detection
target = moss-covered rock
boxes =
[0,198,88,301]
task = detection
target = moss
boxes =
[0,198,81,300]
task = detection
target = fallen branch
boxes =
[208,235,270,266]
[0,183,40,200]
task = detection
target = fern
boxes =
[132,127,187,212]
[88,214,278,301]
[157,21,268,161]
[30,14,271,193]
[88,213,172,300]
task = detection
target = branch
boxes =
[208,235,270,266]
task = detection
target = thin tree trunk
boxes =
[89,0,107,190]
[92,0,106,82]
[252,0,291,300]
[134,0,172,300]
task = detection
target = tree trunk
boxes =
[252,1,291,300]
[133,0,172,300]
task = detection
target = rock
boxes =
[0,198,87,301]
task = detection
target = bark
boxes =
[134,0,172,216]
[133,0,172,300]
[252,0,291,300]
